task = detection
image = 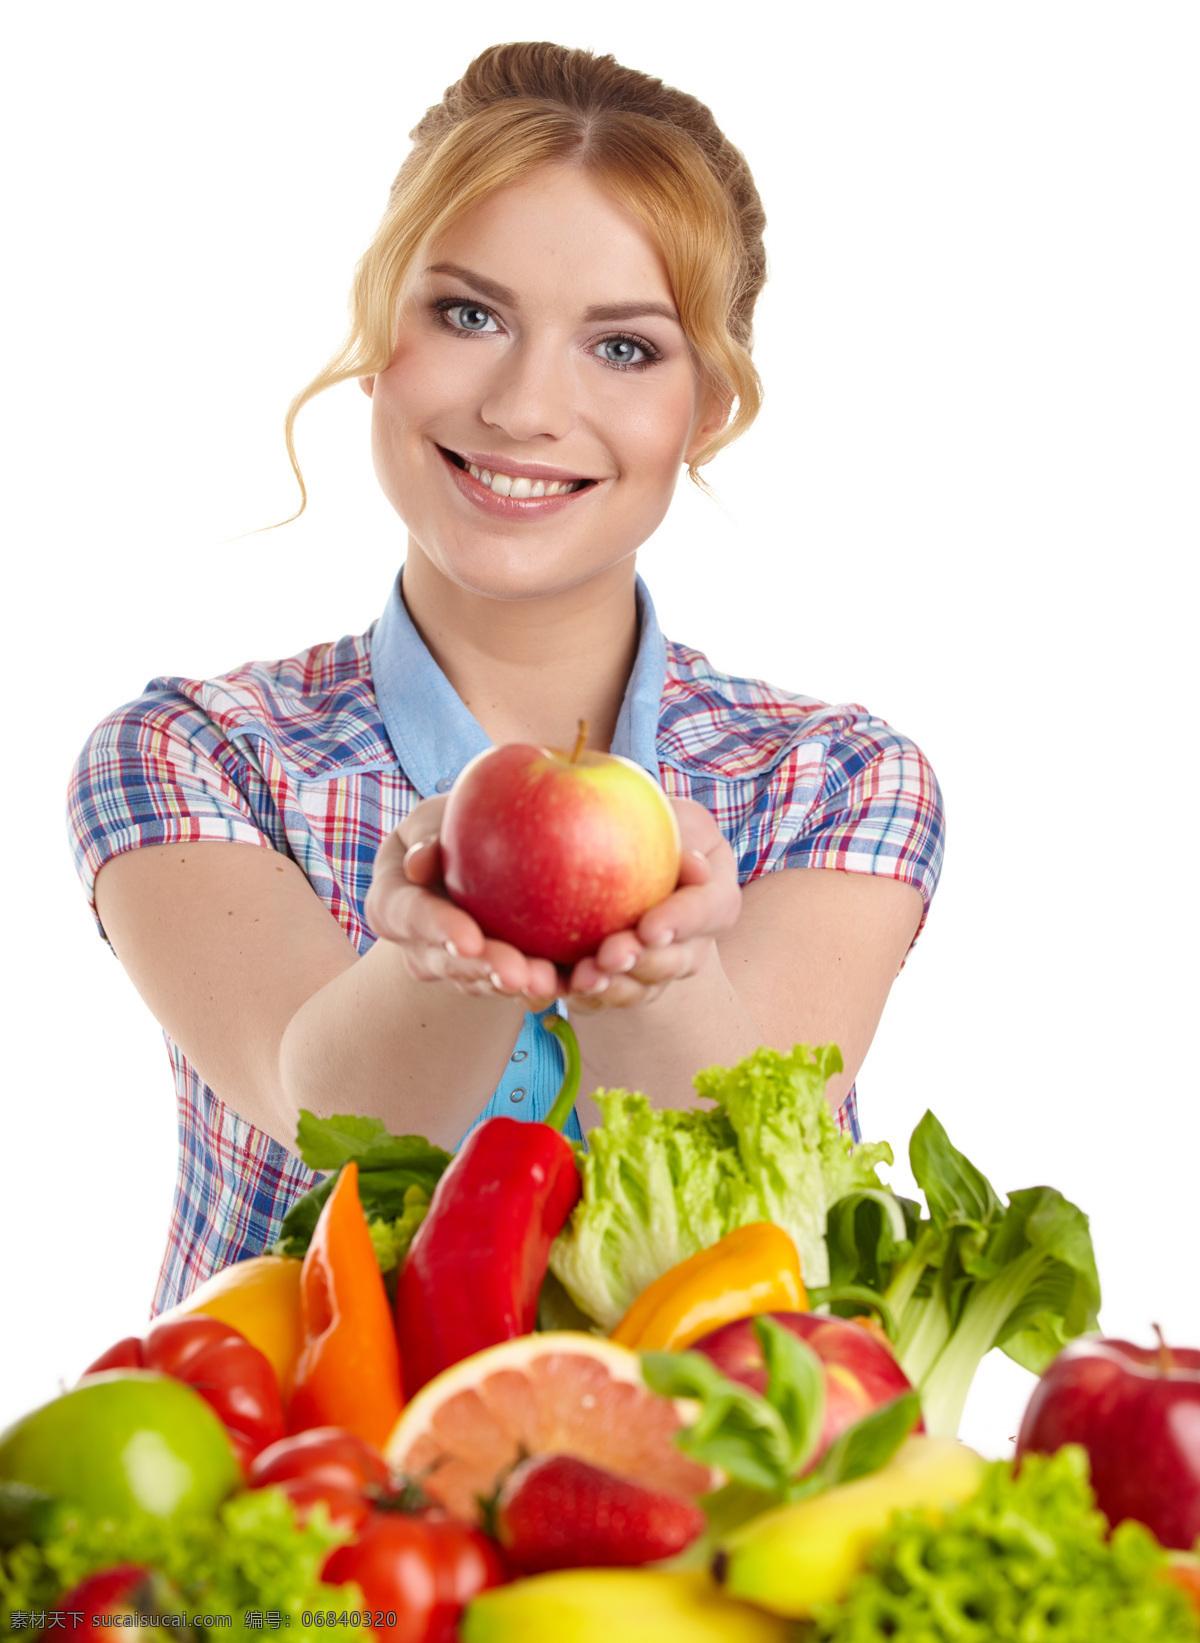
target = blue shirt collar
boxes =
[370,570,667,797]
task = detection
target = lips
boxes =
[437,446,599,518]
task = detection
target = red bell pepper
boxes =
[395,1016,583,1397]
[83,1313,285,1470]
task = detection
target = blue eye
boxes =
[596,337,645,366]
[448,303,495,332]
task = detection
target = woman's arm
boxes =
[568,861,924,1127]
[95,794,922,1154]
[93,840,536,1153]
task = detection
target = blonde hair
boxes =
[284,42,767,512]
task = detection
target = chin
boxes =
[410,526,639,606]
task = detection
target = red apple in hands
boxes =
[691,1311,921,1468]
[440,723,682,966]
[1015,1330,1200,1549]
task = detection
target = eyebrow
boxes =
[424,262,680,326]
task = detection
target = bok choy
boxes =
[820,1111,1101,1438]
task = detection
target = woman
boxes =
[68,42,943,1313]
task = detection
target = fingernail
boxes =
[653,929,676,948]
[582,977,610,996]
[615,953,638,973]
[489,972,508,992]
[445,940,460,958]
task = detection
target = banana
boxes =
[460,1568,791,1642]
[714,1434,987,1617]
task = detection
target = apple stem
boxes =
[570,719,588,764]
[1153,1322,1175,1375]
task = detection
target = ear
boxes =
[684,387,732,465]
[359,376,376,398]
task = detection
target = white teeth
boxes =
[459,456,581,498]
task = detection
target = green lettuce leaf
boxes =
[548,1044,888,1328]
[812,1447,1200,1641]
[272,1113,450,1268]
[693,1044,892,1291]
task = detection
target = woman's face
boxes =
[363,162,724,603]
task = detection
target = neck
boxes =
[399,546,640,752]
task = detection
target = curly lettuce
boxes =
[813,1446,1200,1641]
[549,1043,890,1329]
[0,1487,361,1637]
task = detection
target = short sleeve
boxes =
[67,687,276,939]
[780,715,945,948]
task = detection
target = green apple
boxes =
[0,1369,241,1526]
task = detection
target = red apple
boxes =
[440,726,681,965]
[691,1311,921,1468]
[1015,1330,1200,1549]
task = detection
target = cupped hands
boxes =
[363,795,742,1010]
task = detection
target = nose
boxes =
[479,335,576,444]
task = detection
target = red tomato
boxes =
[83,1337,144,1372]
[269,1477,374,1533]
[322,1512,505,1643]
[250,1427,391,1497]
[57,1566,176,1636]
[83,1316,285,1471]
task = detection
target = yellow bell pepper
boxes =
[610,1222,807,1352]
[164,1254,304,1400]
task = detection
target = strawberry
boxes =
[493,1453,706,1573]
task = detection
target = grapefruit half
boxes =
[384,1332,717,1522]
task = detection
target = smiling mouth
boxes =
[440,447,595,499]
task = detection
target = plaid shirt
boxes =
[68,575,944,1314]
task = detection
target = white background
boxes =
[2,3,1197,1458]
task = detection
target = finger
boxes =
[396,794,450,847]
[374,879,488,957]
[585,931,644,979]
[569,974,667,1012]
[669,795,725,851]
[638,870,742,949]
[402,836,445,887]
[570,939,701,1005]
[470,938,538,996]
[676,848,712,886]
[366,827,446,933]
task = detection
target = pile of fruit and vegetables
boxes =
[4,1025,1200,1640]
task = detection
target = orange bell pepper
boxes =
[288,1160,404,1448]
[610,1222,808,1352]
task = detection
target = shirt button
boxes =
[435,775,453,793]
[511,1050,528,1063]
[509,1087,526,1103]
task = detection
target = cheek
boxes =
[380,329,495,425]
[604,376,700,482]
